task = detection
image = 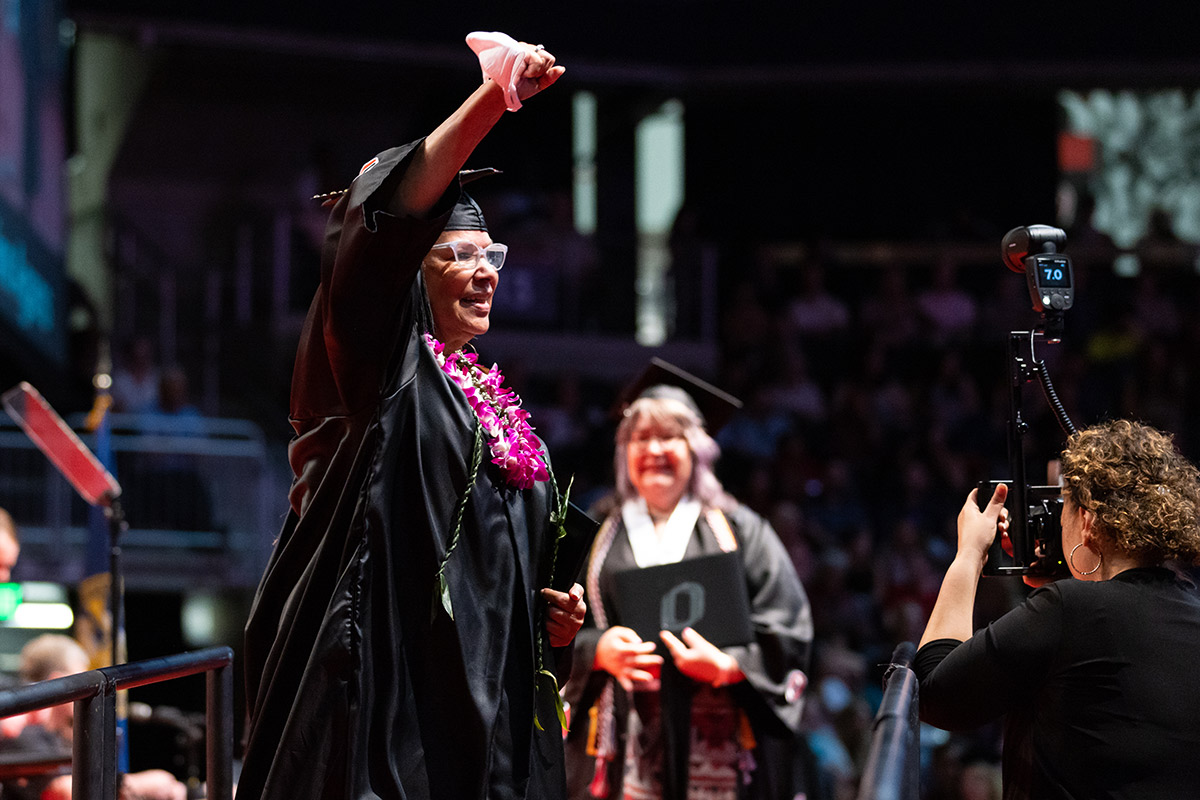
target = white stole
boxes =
[621,496,702,567]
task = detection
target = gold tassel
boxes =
[738,709,757,751]
[586,705,600,756]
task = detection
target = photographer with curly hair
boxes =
[914,419,1200,799]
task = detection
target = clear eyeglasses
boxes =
[432,240,508,270]
[628,432,686,449]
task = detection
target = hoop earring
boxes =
[1069,543,1102,576]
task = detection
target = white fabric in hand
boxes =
[466,31,530,112]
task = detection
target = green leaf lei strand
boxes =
[432,420,485,623]
[534,471,573,732]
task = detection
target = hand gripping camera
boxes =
[982,226,1078,578]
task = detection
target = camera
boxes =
[982,226,1077,579]
[978,482,1068,578]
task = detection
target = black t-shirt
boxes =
[915,567,1200,800]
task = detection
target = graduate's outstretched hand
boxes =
[517,43,564,101]
[660,627,745,688]
[468,32,564,109]
[542,583,586,648]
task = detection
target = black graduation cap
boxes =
[615,357,743,433]
[312,165,503,221]
[445,168,501,232]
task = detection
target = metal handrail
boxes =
[856,642,920,800]
[0,646,234,800]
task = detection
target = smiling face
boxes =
[422,230,500,352]
[626,411,695,517]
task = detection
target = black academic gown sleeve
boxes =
[241,141,567,800]
[722,504,814,737]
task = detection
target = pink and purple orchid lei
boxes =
[425,333,550,489]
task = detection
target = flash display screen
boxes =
[1037,258,1071,288]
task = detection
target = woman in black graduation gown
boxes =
[563,383,812,800]
[916,419,1200,799]
[240,34,586,800]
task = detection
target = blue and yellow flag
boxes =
[79,391,129,771]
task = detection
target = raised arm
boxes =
[387,40,564,218]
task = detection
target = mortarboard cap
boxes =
[445,168,501,232]
[615,357,743,433]
[313,163,502,222]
